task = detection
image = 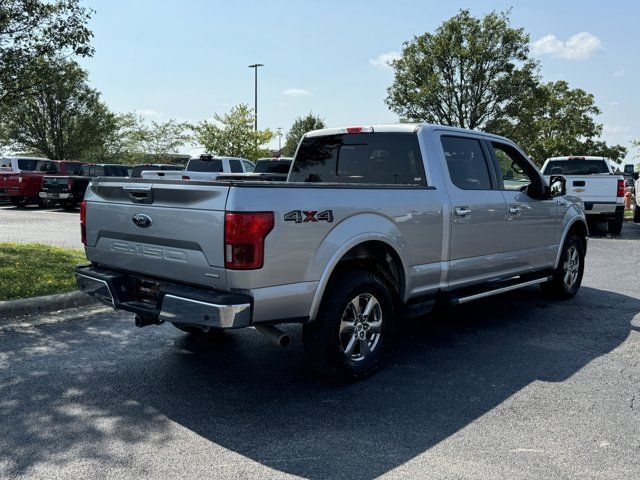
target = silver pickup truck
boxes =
[76,124,588,380]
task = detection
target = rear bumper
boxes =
[39,191,72,200]
[584,203,624,219]
[75,265,252,329]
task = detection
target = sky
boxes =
[80,0,639,161]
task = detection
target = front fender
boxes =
[306,213,408,321]
[554,204,588,269]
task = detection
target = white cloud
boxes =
[613,69,625,78]
[282,88,312,97]
[370,51,401,70]
[531,32,603,60]
[136,108,161,118]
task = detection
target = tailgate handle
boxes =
[573,180,585,187]
[123,185,154,204]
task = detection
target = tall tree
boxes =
[191,104,273,160]
[283,113,325,156]
[491,81,627,164]
[2,58,115,160]
[0,0,93,106]
[386,9,538,130]
[133,118,192,162]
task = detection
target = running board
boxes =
[450,276,552,305]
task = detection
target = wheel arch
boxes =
[308,236,407,321]
[554,215,588,269]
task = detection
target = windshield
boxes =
[254,159,292,174]
[187,159,223,172]
[543,160,609,175]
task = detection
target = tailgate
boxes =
[42,176,69,192]
[0,173,21,193]
[83,179,230,290]
[560,175,618,201]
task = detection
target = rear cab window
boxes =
[542,159,609,175]
[187,158,224,172]
[290,133,426,185]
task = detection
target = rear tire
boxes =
[634,204,640,223]
[302,270,393,381]
[540,233,585,299]
[10,197,29,208]
[607,212,623,235]
[36,197,55,208]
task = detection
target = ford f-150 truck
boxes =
[40,163,129,210]
[75,124,587,380]
[0,158,85,207]
[541,156,624,234]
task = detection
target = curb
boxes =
[0,290,98,321]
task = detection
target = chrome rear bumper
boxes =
[75,265,251,329]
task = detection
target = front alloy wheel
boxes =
[562,245,580,290]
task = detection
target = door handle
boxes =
[508,206,523,217]
[454,206,471,219]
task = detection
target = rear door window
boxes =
[290,133,426,185]
[441,136,492,190]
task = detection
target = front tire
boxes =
[540,233,585,299]
[608,212,623,235]
[10,197,29,208]
[302,270,393,381]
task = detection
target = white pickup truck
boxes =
[141,155,254,181]
[541,156,625,234]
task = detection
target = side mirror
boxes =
[549,175,567,197]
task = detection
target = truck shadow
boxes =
[0,286,637,478]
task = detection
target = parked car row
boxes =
[0,155,295,210]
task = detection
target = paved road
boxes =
[0,205,82,249]
[1,225,639,479]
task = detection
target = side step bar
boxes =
[450,276,552,305]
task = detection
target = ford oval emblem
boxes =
[132,213,152,228]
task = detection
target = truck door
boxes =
[439,134,507,287]
[486,140,557,272]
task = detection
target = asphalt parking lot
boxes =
[0,222,639,479]
[0,204,82,249]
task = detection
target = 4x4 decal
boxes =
[284,210,334,223]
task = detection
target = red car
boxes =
[0,157,86,208]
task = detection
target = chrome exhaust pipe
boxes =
[255,325,291,347]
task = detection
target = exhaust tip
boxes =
[256,325,291,348]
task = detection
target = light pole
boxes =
[276,127,283,155]
[248,63,264,131]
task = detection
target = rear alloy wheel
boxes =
[10,197,29,208]
[540,233,585,299]
[303,270,393,381]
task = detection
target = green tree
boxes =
[283,113,325,156]
[0,0,93,106]
[191,104,273,160]
[80,112,142,164]
[491,81,627,164]
[2,58,115,160]
[132,118,192,163]
[386,9,538,129]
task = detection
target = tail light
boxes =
[617,179,625,197]
[224,212,274,269]
[182,175,190,180]
[68,178,75,189]
[80,201,87,245]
